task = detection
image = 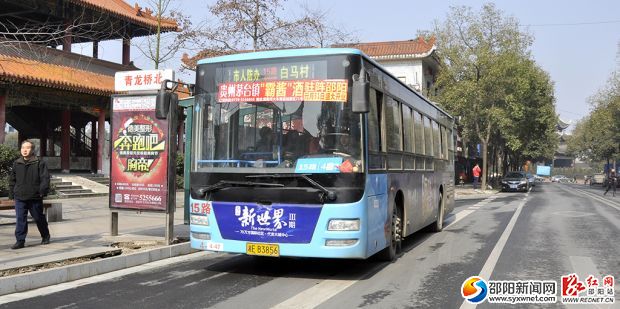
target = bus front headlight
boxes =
[328,219,360,231]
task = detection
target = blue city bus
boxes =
[187,48,455,260]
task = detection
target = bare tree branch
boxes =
[196,0,357,55]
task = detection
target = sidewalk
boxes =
[0,192,192,295]
[454,183,499,200]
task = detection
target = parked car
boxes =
[591,173,605,186]
[557,176,573,183]
[526,173,536,186]
[551,175,570,183]
[534,175,545,182]
[501,172,531,192]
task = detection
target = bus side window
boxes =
[449,128,455,162]
[432,120,440,160]
[402,105,414,170]
[441,125,448,161]
[386,96,402,170]
[368,89,381,152]
[424,116,434,170]
[368,89,385,170]
[385,97,402,152]
[402,105,413,153]
[414,111,425,170]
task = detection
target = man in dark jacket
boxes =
[8,140,51,249]
[604,169,617,197]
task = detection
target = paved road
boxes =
[2,183,618,308]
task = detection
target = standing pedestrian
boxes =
[604,169,617,197]
[8,140,51,249]
[472,163,481,191]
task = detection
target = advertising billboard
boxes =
[536,165,551,176]
[110,95,169,212]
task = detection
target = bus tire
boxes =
[430,191,444,232]
[377,204,402,262]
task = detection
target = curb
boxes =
[0,242,195,296]
[455,193,498,200]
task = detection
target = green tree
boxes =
[567,71,620,166]
[568,42,619,167]
[0,144,19,197]
[498,58,558,164]
[431,3,537,189]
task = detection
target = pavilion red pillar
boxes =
[61,110,71,173]
[122,38,131,66]
[97,110,105,174]
[0,93,6,144]
[91,119,97,173]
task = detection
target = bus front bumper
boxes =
[189,199,369,259]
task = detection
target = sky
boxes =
[86,0,620,125]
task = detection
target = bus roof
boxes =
[197,47,453,121]
[197,48,363,65]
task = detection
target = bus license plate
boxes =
[246,243,279,257]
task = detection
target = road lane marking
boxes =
[569,256,602,280]
[446,195,499,229]
[0,251,213,305]
[569,187,620,211]
[182,272,229,288]
[270,264,384,309]
[459,192,529,309]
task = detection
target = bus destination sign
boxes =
[217,79,348,103]
[216,60,349,103]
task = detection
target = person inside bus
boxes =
[256,126,274,152]
[334,134,352,157]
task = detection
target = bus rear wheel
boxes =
[377,204,402,261]
[430,191,444,232]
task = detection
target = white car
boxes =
[551,175,565,182]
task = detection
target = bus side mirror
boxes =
[156,80,178,119]
[156,90,171,119]
[352,73,369,113]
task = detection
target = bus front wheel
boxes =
[430,191,444,232]
[377,204,402,262]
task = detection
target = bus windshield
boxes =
[193,55,363,174]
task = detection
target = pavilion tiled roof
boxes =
[335,37,436,60]
[0,54,115,96]
[68,0,179,32]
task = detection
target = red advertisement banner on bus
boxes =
[110,95,169,212]
[217,79,348,103]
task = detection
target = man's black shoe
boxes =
[41,236,50,245]
[11,242,25,250]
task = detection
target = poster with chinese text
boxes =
[110,95,169,212]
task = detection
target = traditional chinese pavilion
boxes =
[0,0,178,173]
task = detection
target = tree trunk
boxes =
[481,140,488,191]
[155,0,162,69]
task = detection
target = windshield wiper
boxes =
[196,180,284,198]
[246,174,337,202]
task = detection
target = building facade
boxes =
[0,0,178,173]
[338,37,439,97]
